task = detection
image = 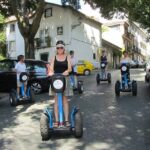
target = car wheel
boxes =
[30,81,42,94]
[84,69,90,76]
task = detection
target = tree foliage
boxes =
[85,0,150,32]
[0,14,6,57]
[0,0,45,58]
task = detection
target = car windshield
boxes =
[78,60,84,64]
[25,61,46,73]
[0,61,14,71]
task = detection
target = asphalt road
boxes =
[0,69,150,150]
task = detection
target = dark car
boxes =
[0,59,50,94]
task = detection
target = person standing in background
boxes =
[70,50,78,90]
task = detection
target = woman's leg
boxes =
[17,80,20,98]
[63,95,69,122]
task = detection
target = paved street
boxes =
[1,69,150,150]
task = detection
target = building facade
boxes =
[104,20,150,62]
[6,3,102,63]
[130,22,150,61]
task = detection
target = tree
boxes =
[0,0,45,58]
[0,0,81,58]
[85,0,150,32]
[0,14,6,58]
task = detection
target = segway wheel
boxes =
[74,111,83,138]
[107,73,111,83]
[132,81,137,96]
[40,113,50,141]
[145,75,149,83]
[9,90,18,106]
[115,81,120,96]
[30,89,35,102]
[78,81,84,94]
[96,73,100,85]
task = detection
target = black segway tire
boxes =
[107,73,111,83]
[9,90,18,106]
[74,111,83,138]
[115,81,120,96]
[40,113,50,141]
[96,73,100,85]
[132,81,137,96]
[78,81,83,94]
[30,89,35,102]
[145,75,149,83]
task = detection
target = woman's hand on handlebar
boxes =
[63,70,69,76]
[48,72,54,76]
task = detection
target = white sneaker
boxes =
[23,94,28,98]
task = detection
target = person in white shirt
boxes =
[70,50,78,89]
[15,55,27,98]
[120,51,131,80]
[120,51,131,64]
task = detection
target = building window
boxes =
[9,41,16,51]
[10,24,15,32]
[35,28,51,48]
[93,53,96,60]
[44,8,52,18]
[57,26,63,35]
[40,53,49,62]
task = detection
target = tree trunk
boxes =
[24,37,35,59]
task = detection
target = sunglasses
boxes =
[57,47,64,50]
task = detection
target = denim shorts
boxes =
[17,80,27,87]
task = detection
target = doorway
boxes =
[40,53,49,62]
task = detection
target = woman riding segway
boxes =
[49,40,73,127]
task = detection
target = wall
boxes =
[35,4,72,61]
[69,11,101,63]
[6,22,25,58]
[35,5,102,63]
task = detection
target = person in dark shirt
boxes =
[100,50,107,65]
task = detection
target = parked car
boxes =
[77,60,95,75]
[0,59,50,94]
[130,60,137,68]
[133,60,145,68]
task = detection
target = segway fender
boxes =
[44,108,53,128]
[71,106,79,128]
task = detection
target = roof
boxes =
[103,19,128,27]
[5,2,102,26]
[102,39,122,51]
